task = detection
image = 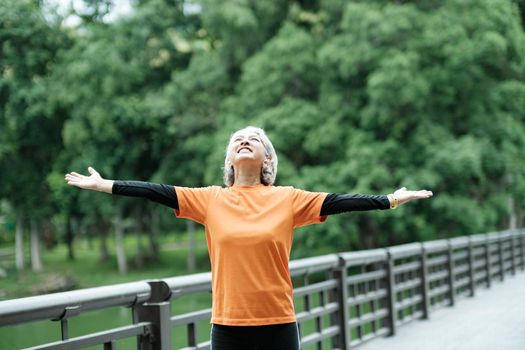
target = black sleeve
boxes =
[112,180,179,209]
[320,193,390,216]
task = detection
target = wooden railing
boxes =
[1,229,524,350]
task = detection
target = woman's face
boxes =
[227,130,268,167]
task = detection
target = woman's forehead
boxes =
[230,129,261,140]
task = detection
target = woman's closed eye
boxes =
[233,136,260,143]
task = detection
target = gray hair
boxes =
[223,126,278,187]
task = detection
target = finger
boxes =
[417,191,433,198]
[70,172,84,178]
[88,167,98,175]
[66,174,84,182]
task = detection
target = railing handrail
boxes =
[289,254,339,276]
[0,281,151,327]
[339,248,386,266]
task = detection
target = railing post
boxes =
[485,236,492,289]
[330,257,349,350]
[104,341,116,350]
[420,244,430,319]
[521,230,525,271]
[510,231,517,276]
[446,241,456,306]
[498,233,505,282]
[467,237,476,297]
[133,281,172,350]
[385,250,397,336]
[52,305,81,342]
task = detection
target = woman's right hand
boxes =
[65,167,113,193]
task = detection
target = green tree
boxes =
[209,0,525,254]
[49,0,212,271]
[3,0,525,274]
[0,0,69,270]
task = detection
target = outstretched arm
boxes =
[65,167,179,209]
[320,187,433,216]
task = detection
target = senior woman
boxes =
[65,126,432,349]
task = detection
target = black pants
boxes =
[210,322,301,350]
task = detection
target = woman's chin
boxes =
[234,154,261,163]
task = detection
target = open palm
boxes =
[394,187,433,205]
[65,167,102,190]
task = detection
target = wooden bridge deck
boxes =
[359,271,525,350]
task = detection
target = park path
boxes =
[359,271,525,350]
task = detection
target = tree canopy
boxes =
[1,0,524,263]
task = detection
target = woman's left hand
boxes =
[393,187,433,206]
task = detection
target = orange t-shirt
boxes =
[174,184,328,326]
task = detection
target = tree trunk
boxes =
[98,221,110,262]
[360,216,376,249]
[187,220,196,272]
[30,220,43,272]
[135,205,144,268]
[135,230,144,268]
[509,196,517,230]
[15,216,25,271]
[66,214,75,261]
[517,206,523,230]
[148,209,160,260]
[83,221,93,250]
[114,210,127,274]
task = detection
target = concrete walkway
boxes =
[359,271,525,350]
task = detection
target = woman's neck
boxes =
[233,165,261,186]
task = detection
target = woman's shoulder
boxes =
[176,185,222,191]
[267,185,299,195]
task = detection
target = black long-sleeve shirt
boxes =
[112,181,390,215]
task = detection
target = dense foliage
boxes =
[1,0,524,267]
